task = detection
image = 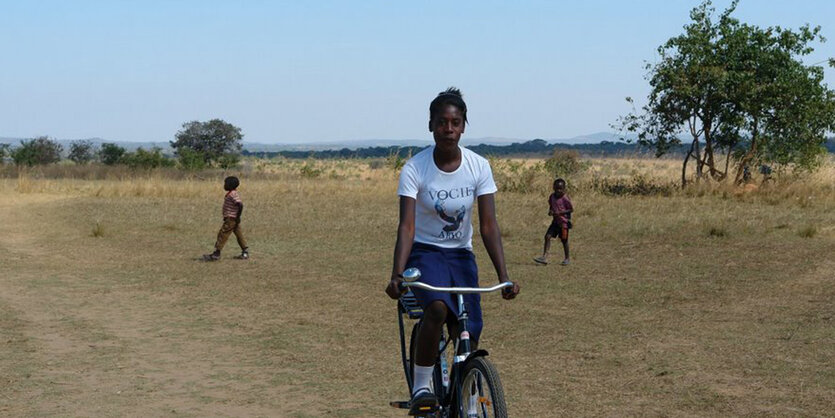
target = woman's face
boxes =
[430,104,465,147]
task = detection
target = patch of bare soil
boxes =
[0,194,323,416]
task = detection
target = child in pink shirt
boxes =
[534,178,572,266]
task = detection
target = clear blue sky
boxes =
[1,0,833,143]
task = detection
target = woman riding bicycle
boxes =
[385,87,520,415]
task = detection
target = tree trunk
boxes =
[721,144,733,181]
[703,120,717,180]
[701,120,729,180]
[694,136,703,182]
[681,138,700,187]
[681,143,695,187]
[704,137,719,179]
[734,119,759,184]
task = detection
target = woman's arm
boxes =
[386,196,416,299]
[478,194,519,299]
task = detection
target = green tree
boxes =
[68,140,96,165]
[726,23,835,181]
[617,0,835,186]
[170,119,243,167]
[11,136,63,166]
[99,143,126,165]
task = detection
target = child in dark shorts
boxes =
[534,178,572,266]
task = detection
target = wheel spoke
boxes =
[459,357,506,417]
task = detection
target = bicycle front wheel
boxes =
[458,356,508,418]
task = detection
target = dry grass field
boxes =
[1,156,833,417]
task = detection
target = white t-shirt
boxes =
[397,145,498,250]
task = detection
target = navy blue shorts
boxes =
[546,219,569,240]
[407,242,483,342]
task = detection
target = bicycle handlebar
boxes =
[402,281,514,294]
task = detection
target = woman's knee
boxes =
[423,301,448,324]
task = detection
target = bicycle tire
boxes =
[456,356,508,418]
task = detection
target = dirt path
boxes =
[0,194,318,416]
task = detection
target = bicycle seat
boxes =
[398,289,423,319]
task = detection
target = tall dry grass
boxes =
[3,155,833,206]
[1,157,401,198]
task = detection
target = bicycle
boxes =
[390,267,513,417]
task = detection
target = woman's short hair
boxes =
[429,87,468,126]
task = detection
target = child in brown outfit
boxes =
[203,176,248,261]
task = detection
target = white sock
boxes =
[412,365,434,395]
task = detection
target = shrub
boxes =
[99,143,126,165]
[217,153,241,169]
[367,159,385,170]
[11,136,63,166]
[299,160,322,178]
[386,150,409,171]
[68,140,96,165]
[490,157,543,193]
[591,173,676,196]
[121,147,175,169]
[544,149,589,178]
[177,148,207,170]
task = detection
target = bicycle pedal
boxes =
[408,405,439,416]
[390,400,409,409]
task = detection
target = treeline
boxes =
[241,139,675,160]
[0,137,174,168]
[5,136,833,167]
[0,119,243,169]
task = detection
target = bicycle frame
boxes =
[394,277,512,415]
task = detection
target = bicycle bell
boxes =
[401,268,421,282]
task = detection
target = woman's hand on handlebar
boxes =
[386,275,405,299]
[502,281,520,300]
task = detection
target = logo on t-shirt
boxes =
[429,186,475,240]
[434,200,465,232]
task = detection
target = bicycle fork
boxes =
[448,293,472,416]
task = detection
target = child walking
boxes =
[534,178,572,266]
[203,176,248,261]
